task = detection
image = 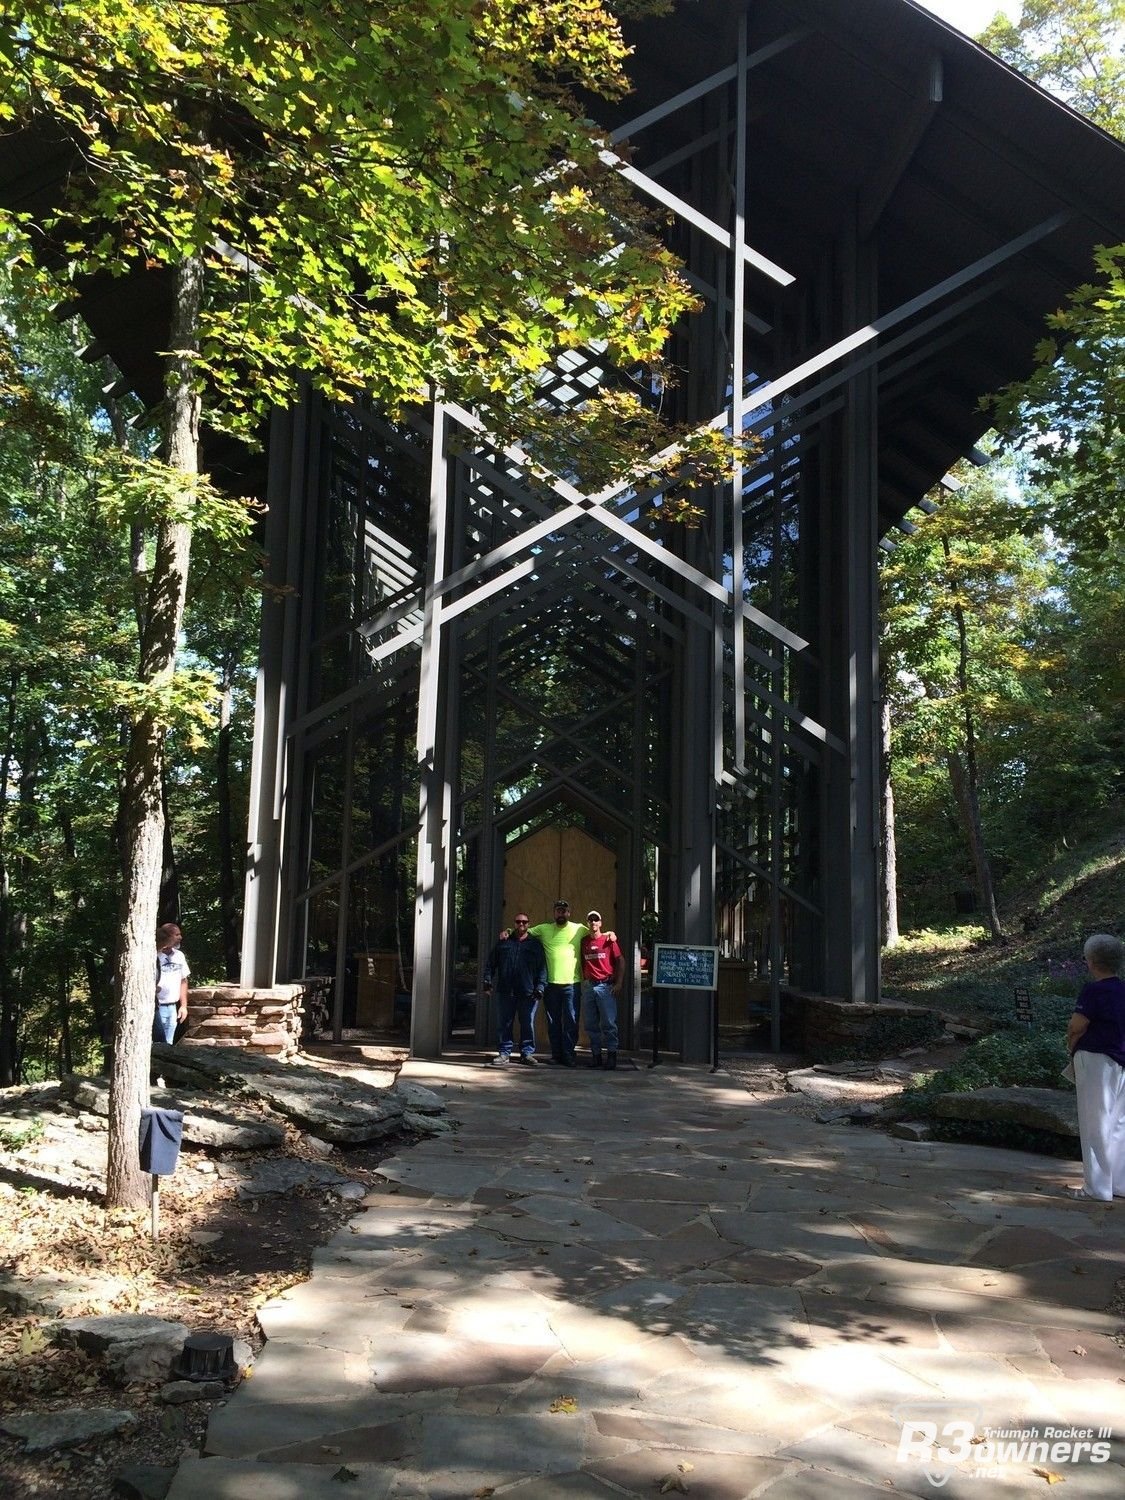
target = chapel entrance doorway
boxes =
[501,823,619,1053]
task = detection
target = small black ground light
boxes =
[173,1332,238,1384]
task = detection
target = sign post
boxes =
[651,944,721,1071]
[1013,986,1032,1030]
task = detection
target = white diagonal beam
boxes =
[601,150,795,287]
[585,210,1072,512]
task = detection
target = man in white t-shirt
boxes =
[154,923,190,1044]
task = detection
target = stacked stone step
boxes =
[182,983,307,1059]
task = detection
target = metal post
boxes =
[242,401,303,987]
[824,215,881,1002]
[331,709,357,1042]
[411,401,453,1058]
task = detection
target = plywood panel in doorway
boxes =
[504,825,616,929]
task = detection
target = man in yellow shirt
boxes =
[529,899,587,1067]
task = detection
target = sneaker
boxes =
[518,1053,537,1066]
[489,1053,512,1066]
[605,1052,618,1070]
[544,1056,566,1066]
[1066,1186,1112,1201]
[587,1053,603,1069]
[561,1054,576,1067]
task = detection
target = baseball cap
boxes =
[586,910,601,921]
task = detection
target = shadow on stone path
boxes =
[167,1058,1124,1499]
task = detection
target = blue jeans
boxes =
[496,989,538,1057]
[544,982,578,1061]
[153,1004,178,1045]
[582,981,619,1051]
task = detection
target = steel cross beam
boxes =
[581,209,1071,520]
[607,29,811,144]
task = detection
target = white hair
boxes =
[1083,933,1123,974]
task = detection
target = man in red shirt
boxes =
[580,910,623,1069]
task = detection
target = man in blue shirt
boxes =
[483,914,547,1066]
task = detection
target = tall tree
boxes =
[1,2,704,1206]
[980,1,1125,131]
[881,468,1055,939]
[0,254,136,1080]
[980,2,1125,551]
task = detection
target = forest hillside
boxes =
[884,827,1125,1026]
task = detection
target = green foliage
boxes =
[0,248,260,1076]
[894,1022,1079,1156]
[905,1026,1071,1100]
[919,1116,1080,1157]
[0,1118,45,1151]
[979,1,1125,135]
[2,0,698,458]
[979,3,1125,551]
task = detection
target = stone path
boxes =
[167,1058,1123,1499]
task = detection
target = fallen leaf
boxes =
[19,1325,48,1357]
[549,1395,579,1414]
[1031,1468,1065,1484]
[331,1466,359,1483]
[658,1472,689,1494]
[471,1488,495,1498]
[1072,1345,1086,1356]
[320,1445,342,1454]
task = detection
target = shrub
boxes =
[899,1025,1070,1110]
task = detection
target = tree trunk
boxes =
[1,710,38,1086]
[106,254,203,1209]
[59,957,73,1077]
[880,695,900,948]
[159,777,180,926]
[946,750,1005,940]
[943,536,1005,942]
[0,675,18,1086]
[56,800,114,1066]
[216,671,240,979]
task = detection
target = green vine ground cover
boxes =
[876,832,1125,1152]
[883,830,1125,1027]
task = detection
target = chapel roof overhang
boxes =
[609,0,1125,529]
[4,1,1125,528]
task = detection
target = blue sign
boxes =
[651,943,719,990]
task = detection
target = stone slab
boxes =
[1,1407,137,1451]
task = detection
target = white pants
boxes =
[1073,1049,1125,1200]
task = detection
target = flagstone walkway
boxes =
[167,1057,1123,1499]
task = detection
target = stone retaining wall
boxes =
[182,983,308,1060]
[785,990,948,1059]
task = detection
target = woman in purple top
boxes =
[1067,933,1125,1201]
